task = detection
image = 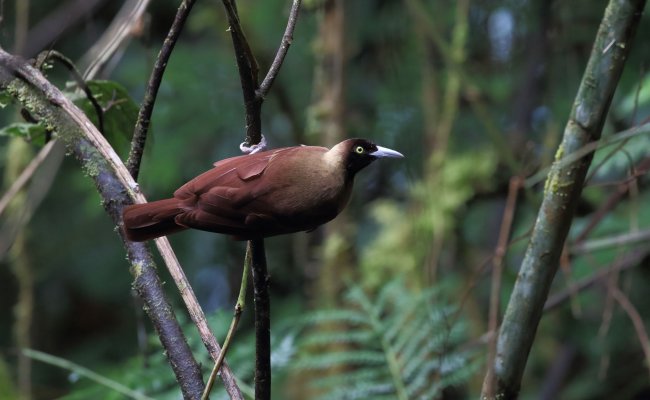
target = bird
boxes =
[122,138,403,241]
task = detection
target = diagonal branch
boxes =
[221,0,262,146]
[0,50,244,400]
[257,0,302,99]
[0,51,205,399]
[127,0,198,180]
[481,1,647,398]
[217,2,302,399]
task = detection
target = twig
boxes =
[202,243,252,400]
[573,157,650,243]
[482,176,521,397]
[571,229,650,254]
[23,349,155,400]
[484,1,646,397]
[0,51,242,399]
[610,286,650,380]
[221,0,263,146]
[543,250,645,312]
[22,0,107,58]
[81,0,152,79]
[153,237,243,398]
[0,140,56,218]
[218,2,302,398]
[35,50,105,133]
[127,0,197,180]
[524,121,650,188]
[250,239,271,399]
[256,0,302,99]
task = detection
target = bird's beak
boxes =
[371,145,404,159]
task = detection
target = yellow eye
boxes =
[354,146,365,154]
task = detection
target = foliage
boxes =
[53,308,303,400]
[360,150,497,289]
[67,80,140,157]
[0,122,47,146]
[1,0,650,398]
[293,279,481,399]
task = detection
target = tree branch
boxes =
[127,0,197,180]
[481,1,647,398]
[218,2,303,398]
[221,0,262,146]
[0,50,245,400]
[0,52,205,399]
[256,0,302,99]
[250,239,271,399]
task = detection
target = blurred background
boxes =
[1,0,650,399]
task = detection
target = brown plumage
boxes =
[122,138,403,241]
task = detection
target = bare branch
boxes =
[610,286,650,380]
[0,50,244,400]
[257,0,302,99]
[127,0,198,180]
[0,140,56,218]
[482,177,522,397]
[0,51,206,399]
[221,0,262,146]
[483,1,647,397]
[81,0,152,79]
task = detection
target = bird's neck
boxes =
[322,145,347,171]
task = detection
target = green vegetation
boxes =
[1,0,649,399]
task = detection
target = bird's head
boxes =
[329,138,404,175]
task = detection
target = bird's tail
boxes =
[122,198,187,242]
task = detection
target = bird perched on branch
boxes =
[122,138,403,241]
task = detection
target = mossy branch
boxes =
[0,50,244,399]
[480,1,647,398]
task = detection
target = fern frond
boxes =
[294,279,479,399]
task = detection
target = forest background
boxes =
[0,0,649,399]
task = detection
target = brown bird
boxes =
[122,138,403,241]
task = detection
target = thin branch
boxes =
[24,349,155,400]
[36,50,105,133]
[0,51,246,399]
[524,121,650,188]
[574,156,650,243]
[154,235,243,399]
[571,229,650,254]
[218,3,302,398]
[482,177,521,397]
[203,243,252,400]
[610,286,650,380]
[256,0,302,99]
[484,1,646,397]
[127,0,197,180]
[221,0,262,146]
[23,0,108,58]
[0,140,56,218]
[81,0,152,79]
[543,250,646,312]
[250,239,271,400]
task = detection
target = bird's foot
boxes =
[240,135,267,154]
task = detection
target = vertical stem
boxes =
[482,177,521,398]
[483,1,646,398]
[127,0,197,180]
[250,239,271,399]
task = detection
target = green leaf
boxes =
[0,122,47,145]
[68,80,140,157]
[294,280,479,399]
[0,91,13,108]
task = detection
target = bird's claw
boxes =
[240,135,267,154]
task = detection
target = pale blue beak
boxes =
[372,145,404,159]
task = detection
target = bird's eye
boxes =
[354,146,365,154]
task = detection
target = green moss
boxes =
[130,261,144,278]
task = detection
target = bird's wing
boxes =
[171,147,300,236]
